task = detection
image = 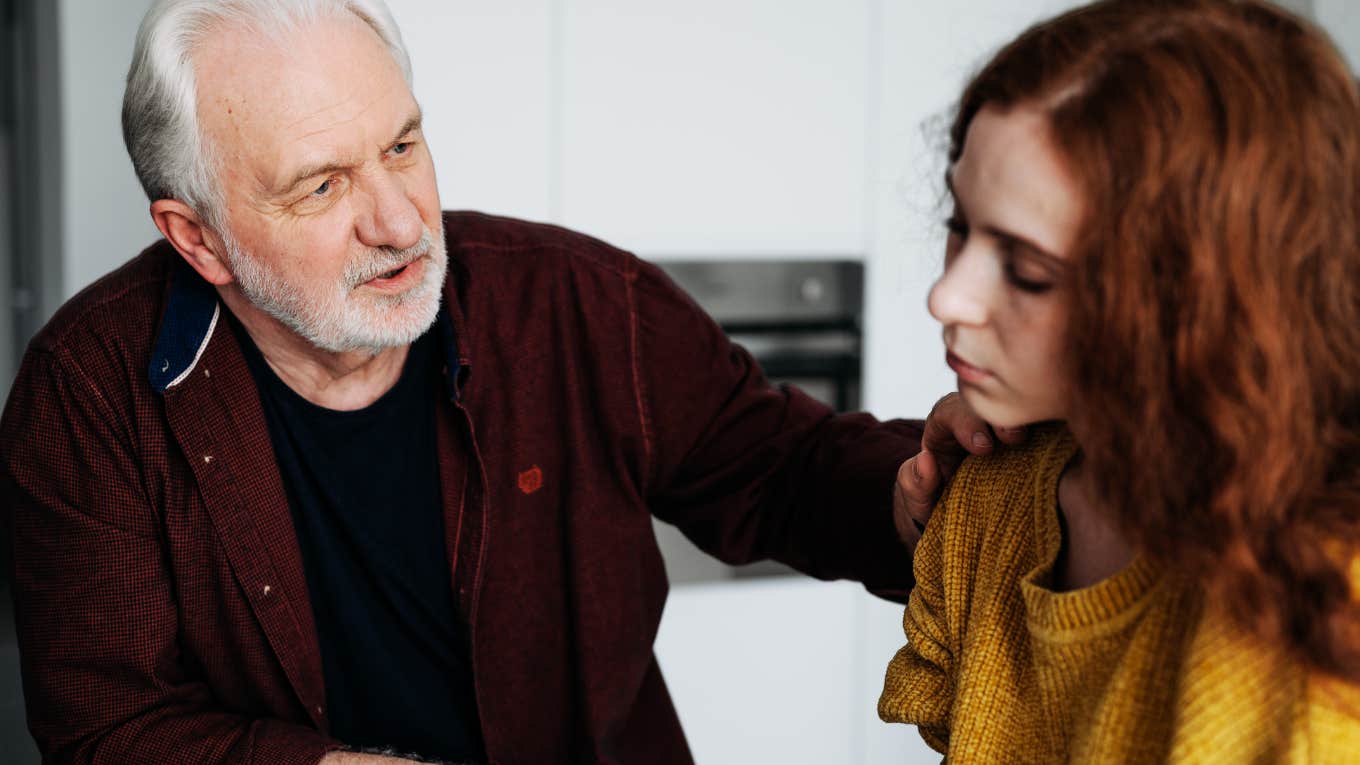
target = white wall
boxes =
[57,0,160,298]
[1316,0,1360,73]
[1275,0,1314,18]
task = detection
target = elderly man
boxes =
[0,1,1005,763]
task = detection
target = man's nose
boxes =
[927,244,993,327]
[355,170,424,251]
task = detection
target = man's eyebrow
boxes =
[274,113,424,197]
[389,113,423,146]
[276,158,354,197]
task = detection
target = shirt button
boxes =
[262,585,272,596]
[316,705,324,716]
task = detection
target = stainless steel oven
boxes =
[653,260,865,582]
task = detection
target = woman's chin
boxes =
[957,388,1048,432]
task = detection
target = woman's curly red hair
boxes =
[951,0,1360,680]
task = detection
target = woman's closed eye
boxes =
[1004,253,1056,294]
[944,216,968,263]
[944,214,1060,294]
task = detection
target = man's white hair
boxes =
[121,0,413,229]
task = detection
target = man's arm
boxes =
[630,260,1025,594]
[1,347,341,764]
[628,260,915,593]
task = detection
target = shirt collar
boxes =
[149,257,466,399]
[148,258,221,393]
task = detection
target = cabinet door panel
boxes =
[391,0,554,221]
[561,0,871,256]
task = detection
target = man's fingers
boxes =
[922,392,994,458]
[904,449,939,526]
[893,450,942,551]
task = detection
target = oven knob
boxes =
[799,276,826,304]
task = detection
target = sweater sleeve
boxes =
[0,348,342,765]
[627,258,924,596]
[877,471,959,753]
[1302,675,1360,764]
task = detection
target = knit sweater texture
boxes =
[878,426,1360,763]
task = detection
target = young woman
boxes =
[878,1,1360,761]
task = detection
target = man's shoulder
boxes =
[27,240,176,364]
[443,210,638,280]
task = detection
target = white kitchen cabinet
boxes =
[654,578,936,764]
[559,0,872,258]
[390,0,556,222]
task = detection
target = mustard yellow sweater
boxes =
[878,426,1360,763]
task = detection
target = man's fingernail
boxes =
[971,432,992,449]
[910,458,922,481]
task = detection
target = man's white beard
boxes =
[220,223,448,354]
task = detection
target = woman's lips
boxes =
[946,350,993,384]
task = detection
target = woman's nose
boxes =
[927,244,994,328]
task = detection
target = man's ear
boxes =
[149,199,234,286]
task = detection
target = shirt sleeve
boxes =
[0,347,342,765]
[877,471,958,753]
[627,257,924,596]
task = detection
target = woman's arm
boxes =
[877,476,960,753]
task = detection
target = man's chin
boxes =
[346,284,442,351]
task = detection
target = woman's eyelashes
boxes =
[944,216,967,263]
[1004,259,1055,294]
[942,215,1056,294]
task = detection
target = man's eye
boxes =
[312,179,332,196]
[391,142,410,155]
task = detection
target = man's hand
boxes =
[891,393,1027,555]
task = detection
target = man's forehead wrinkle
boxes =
[283,88,387,138]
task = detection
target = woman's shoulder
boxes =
[925,423,1076,573]
[945,422,1075,516]
[1304,673,1360,759]
[1174,596,1360,761]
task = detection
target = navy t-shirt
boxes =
[235,320,484,762]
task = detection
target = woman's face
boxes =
[928,105,1084,428]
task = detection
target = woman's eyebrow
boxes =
[944,171,1067,268]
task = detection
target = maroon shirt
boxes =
[1,212,921,764]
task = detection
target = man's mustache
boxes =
[345,229,437,285]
